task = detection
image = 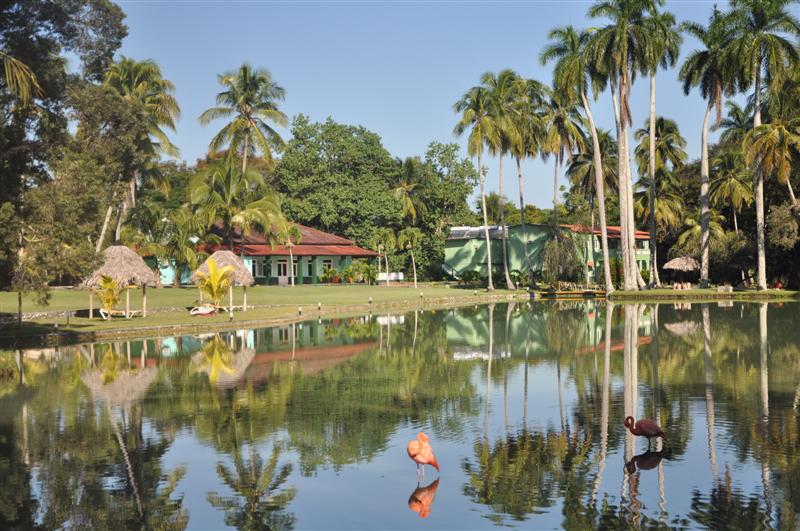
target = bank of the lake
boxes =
[0,284,527,347]
[608,287,799,301]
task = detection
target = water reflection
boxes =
[0,302,799,528]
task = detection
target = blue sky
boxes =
[118,0,729,208]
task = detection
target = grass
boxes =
[609,287,799,301]
[0,284,524,345]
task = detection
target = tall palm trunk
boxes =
[97,197,116,252]
[591,303,613,505]
[516,157,533,286]
[753,66,767,290]
[498,154,515,289]
[648,76,659,287]
[478,155,495,291]
[289,246,295,286]
[242,134,250,174]
[702,305,718,478]
[700,102,712,287]
[611,80,637,291]
[622,74,645,289]
[581,92,614,292]
[410,248,417,289]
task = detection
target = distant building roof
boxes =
[447,224,649,240]
[448,226,508,240]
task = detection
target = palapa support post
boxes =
[89,291,94,320]
[125,288,130,319]
[243,285,247,312]
[229,285,234,320]
[142,285,147,318]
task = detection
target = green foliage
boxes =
[767,203,799,250]
[542,232,580,284]
[459,270,484,287]
[95,275,122,314]
[195,258,235,307]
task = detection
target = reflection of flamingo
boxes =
[624,417,668,450]
[625,449,669,474]
[407,432,439,477]
[407,478,440,518]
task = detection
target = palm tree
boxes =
[566,129,619,236]
[634,168,685,235]
[104,57,181,238]
[370,228,396,286]
[675,208,726,256]
[587,0,655,290]
[393,157,428,225]
[1,50,42,104]
[642,8,682,286]
[398,227,423,288]
[542,93,586,223]
[710,148,753,233]
[509,79,549,284]
[541,25,615,291]
[744,118,800,207]
[277,224,302,287]
[634,116,686,285]
[199,63,287,173]
[161,209,214,287]
[190,159,287,247]
[679,8,738,287]
[727,0,800,289]
[715,101,751,146]
[454,86,500,290]
[482,69,523,289]
[195,258,236,308]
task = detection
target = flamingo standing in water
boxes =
[407,432,439,477]
[624,416,668,450]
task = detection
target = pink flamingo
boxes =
[407,432,439,477]
[624,416,668,450]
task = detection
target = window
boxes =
[307,260,313,277]
[255,258,267,277]
[292,259,298,278]
[278,327,289,343]
[277,260,288,277]
[322,259,333,271]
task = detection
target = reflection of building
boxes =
[452,348,512,361]
[444,224,650,283]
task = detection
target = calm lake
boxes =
[1,301,799,529]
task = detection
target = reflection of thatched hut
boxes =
[82,367,158,409]
[192,250,255,311]
[83,245,159,319]
[664,320,699,336]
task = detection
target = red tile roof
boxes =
[242,244,378,257]
[561,224,649,240]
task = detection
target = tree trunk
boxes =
[612,81,637,291]
[702,305,717,478]
[700,102,712,287]
[733,208,739,234]
[498,154,514,289]
[384,252,390,286]
[17,291,22,326]
[623,78,644,290]
[114,196,129,243]
[243,285,247,311]
[581,92,614,293]
[552,157,559,223]
[516,157,532,287]
[753,66,767,290]
[478,154,494,290]
[289,247,295,286]
[410,248,417,289]
[242,134,249,174]
[125,288,130,319]
[97,199,115,253]
[142,285,147,318]
[648,76,658,287]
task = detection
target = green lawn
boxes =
[609,288,799,300]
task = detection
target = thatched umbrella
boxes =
[83,245,159,319]
[192,250,255,312]
[663,257,700,272]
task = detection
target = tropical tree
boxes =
[642,8,682,286]
[675,209,726,257]
[540,25,615,291]
[482,69,524,289]
[94,275,122,315]
[679,8,738,287]
[278,223,302,287]
[542,92,586,223]
[744,118,800,207]
[370,227,396,286]
[199,63,287,173]
[634,116,686,284]
[715,101,751,146]
[194,258,235,308]
[393,157,428,225]
[727,0,800,289]
[587,0,654,290]
[710,148,753,233]
[634,169,685,235]
[103,57,181,238]
[190,159,287,247]
[1,50,42,104]
[398,227,423,288]
[454,86,499,290]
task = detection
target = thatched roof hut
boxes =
[82,368,158,409]
[83,245,159,319]
[192,250,255,312]
[663,256,700,272]
[84,245,159,288]
[191,250,254,286]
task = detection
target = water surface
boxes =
[1,301,799,529]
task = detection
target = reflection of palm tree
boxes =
[208,445,296,530]
[590,303,613,506]
[701,305,718,478]
[758,303,771,525]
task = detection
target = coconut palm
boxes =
[727,0,800,289]
[540,24,615,291]
[634,169,685,235]
[542,93,586,223]
[277,224,302,287]
[715,101,751,146]
[744,118,800,207]
[454,86,500,290]
[587,0,655,290]
[194,258,235,308]
[710,148,753,233]
[393,157,428,225]
[679,8,738,287]
[199,63,288,173]
[642,9,682,286]
[398,227,423,288]
[675,209,726,255]
[483,69,524,289]
[1,50,42,104]
[189,159,287,247]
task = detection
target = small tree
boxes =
[195,258,235,307]
[398,227,423,288]
[95,275,122,315]
[278,224,302,287]
[370,228,396,286]
[542,231,579,286]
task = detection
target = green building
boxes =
[443,224,650,285]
